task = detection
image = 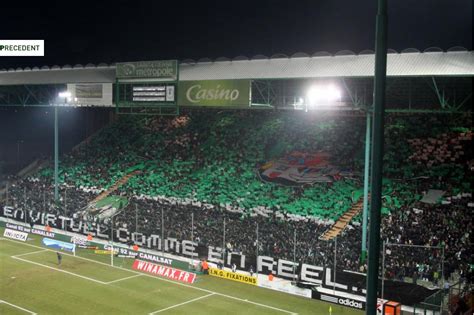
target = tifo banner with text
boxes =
[3,228,28,241]
[208,267,257,285]
[132,260,196,284]
[178,80,250,107]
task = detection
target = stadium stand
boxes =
[3,110,473,287]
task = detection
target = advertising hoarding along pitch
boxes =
[1,207,435,307]
[208,267,257,285]
[178,80,251,107]
[312,291,365,310]
[132,260,196,283]
[42,238,76,252]
[3,228,28,241]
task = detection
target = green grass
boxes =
[0,232,363,315]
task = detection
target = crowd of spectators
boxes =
[1,110,472,287]
[382,193,472,285]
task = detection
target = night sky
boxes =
[0,0,472,68]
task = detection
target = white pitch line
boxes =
[0,299,37,314]
[2,237,297,314]
[14,249,48,257]
[148,293,215,314]
[105,274,143,284]
[1,237,116,268]
[11,256,109,285]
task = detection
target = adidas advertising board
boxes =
[313,291,365,310]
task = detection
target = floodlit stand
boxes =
[381,242,445,313]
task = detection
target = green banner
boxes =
[116,60,178,80]
[178,80,250,107]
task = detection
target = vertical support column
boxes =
[441,245,445,314]
[333,236,337,293]
[266,80,271,106]
[135,204,138,233]
[191,212,195,263]
[176,62,180,115]
[408,78,412,110]
[366,0,388,313]
[115,79,119,114]
[361,112,371,263]
[256,223,259,276]
[54,106,59,202]
[161,208,164,256]
[381,241,386,300]
[111,215,114,266]
[222,217,226,263]
[6,182,9,206]
[23,186,26,210]
[293,229,296,280]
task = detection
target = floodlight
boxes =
[306,85,341,106]
[58,91,71,98]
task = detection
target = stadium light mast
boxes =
[366,0,388,314]
[361,113,371,263]
[53,91,71,203]
[54,105,59,202]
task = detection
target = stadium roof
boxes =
[0,49,473,85]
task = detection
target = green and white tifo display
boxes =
[1,109,472,314]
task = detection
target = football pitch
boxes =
[0,233,362,315]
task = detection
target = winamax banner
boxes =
[178,80,250,107]
[132,260,196,283]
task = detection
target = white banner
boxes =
[257,274,312,298]
[0,40,44,56]
[3,228,28,242]
[66,83,113,106]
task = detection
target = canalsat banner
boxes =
[178,80,250,107]
[4,222,55,238]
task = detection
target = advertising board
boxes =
[3,228,28,241]
[132,260,196,284]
